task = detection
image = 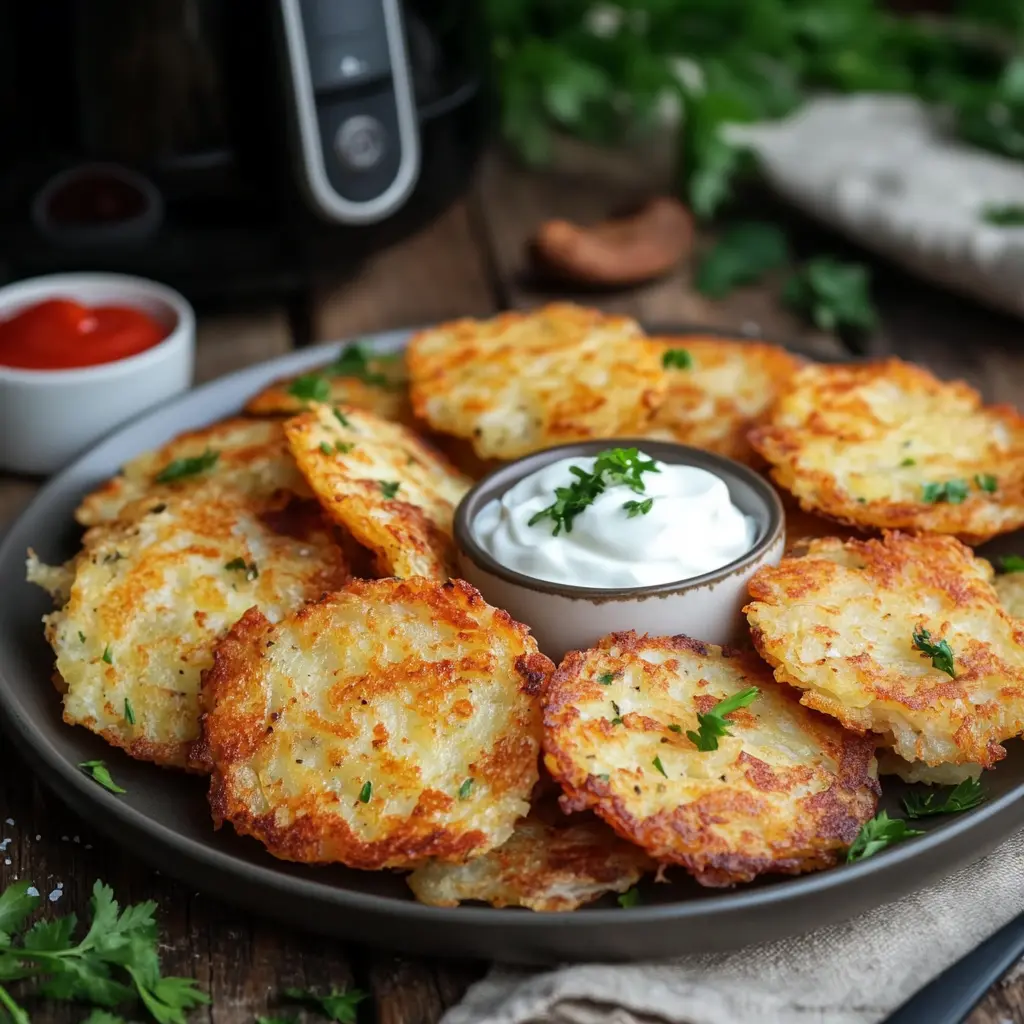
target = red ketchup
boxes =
[0,297,166,371]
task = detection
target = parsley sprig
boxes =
[283,986,367,1023]
[686,687,759,752]
[999,555,1024,573]
[327,344,398,389]
[903,777,985,818]
[287,374,331,403]
[912,628,956,678]
[154,449,219,485]
[528,447,660,536]
[921,479,969,504]
[846,811,924,863]
[0,880,209,1024]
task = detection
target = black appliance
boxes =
[0,0,488,304]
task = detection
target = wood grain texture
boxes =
[4,153,1024,1023]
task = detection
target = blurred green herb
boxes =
[903,777,985,818]
[695,222,789,297]
[783,258,877,336]
[981,202,1024,226]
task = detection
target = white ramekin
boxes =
[0,273,195,475]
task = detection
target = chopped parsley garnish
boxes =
[528,447,660,536]
[662,348,693,370]
[921,479,969,504]
[846,811,924,862]
[328,344,395,388]
[999,555,1024,573]
[911,628,956,678]
[975,473,998,493]
[379,480,401,499]
[903,777,985,818]
[686,687,759,752]
[668,723,682,733]
[597,672,617,684]
[225,557,259,581]
[319,441,333,456]
[623,497,654,518]
[78,631,86,643]
[358,781,372,803]
[332,407,351,428]
[78,760,125,794]
[287,373,331,402]
[123,698,135,725]
[981,203,1024,227]
[900,457,916,467]
[617,887,640,908]
[335,441,353,454]
[652,755,668,778]
[101,644,113,665]
[596,773,610,781]
[284,986,367,1024]
[0,878,209,1024]
[154,448,219,484]
[611,717,624,726]
[458,778,474,800]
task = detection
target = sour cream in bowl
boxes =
[454,441,784,659]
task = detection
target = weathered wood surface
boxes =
[2,152,1024,1023]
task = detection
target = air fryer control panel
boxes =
[279,0,420,224]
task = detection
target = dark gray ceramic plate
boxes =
[1,327,1022,965]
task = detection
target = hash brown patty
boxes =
[406,814,653,911]
[28,492,349,769]
[746,532,1024,769]
[749,359,1024,544]
[406,303,667,460]
[283,402,470,579]
[192,577,552,869]
[542,631,879,886]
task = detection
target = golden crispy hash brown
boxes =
[284,402,471,579]
[995,570,1024,620]
[406,814,653,911]
[406,303,667,460]
[192,577,552,869]
[542,631,879,886]
[28,492,348,769]
[75,418,308,527]
[750,359,1024,544]
[746,532,1024,769]
[876,751,982,786]
[645,337,803,464]
[245,344,410,423]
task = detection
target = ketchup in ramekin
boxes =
[0,297,167,371]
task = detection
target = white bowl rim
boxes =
[0,272,194,386]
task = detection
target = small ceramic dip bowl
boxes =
[453,440,785,659]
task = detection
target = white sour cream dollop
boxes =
[473,452,756,589]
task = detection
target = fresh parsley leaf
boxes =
[597,673,616,684]
[686,687,759,752]
[154,449,219,484]
[652,755,668,778]
[695,222,790,298]
[617,888,640,908]
[903,777,985,819]
[79,1012,131,1024]
[981,203,1024,226]
[78,631,87,643]
[1000,555,1024,573]
[284,986,367,1024]
[975,473,998,493]
[358,781,372,804]
[101,644,113,665]
[912,628,956,678]
[529,447,659,535]
[332,408,350,428]
[611,717,623,726]
[0,882,41,944]
[921,479,969,504]
[668,723,682,733]
[0,987,29,1024]
[328,344,394,388]
[661,348,692,370]
[458,778,474,800]
[378,481,400,499]
[319,442,333,456]
[335,442,353,454]
[78,761,126,795]
[225,557,259,581]
[287,373,331,403]
[256,1017,295,1024]
[622,498,653,518]
[900,457,916,467]
[846,811,924,862]
[783,258,877,337]
[124,699,135,726]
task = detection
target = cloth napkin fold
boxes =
[442,829,1024,1024]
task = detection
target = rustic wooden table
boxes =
[3,152,1024,1024]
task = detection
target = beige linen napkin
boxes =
[442,829,1024,1024]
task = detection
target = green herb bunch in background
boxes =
[485,0,1024,333]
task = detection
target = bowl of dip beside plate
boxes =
[453,440,785,659]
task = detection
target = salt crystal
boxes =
[85,844,93,850]
[61,835,68,842]
[25,886,39,897]
[0,839,10,851]
[4,818,13,826]
[47,888,62,902]
[3,859,10,866]
[72,836,80,843]
[34,835,40,841]
[57,882,64,889]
